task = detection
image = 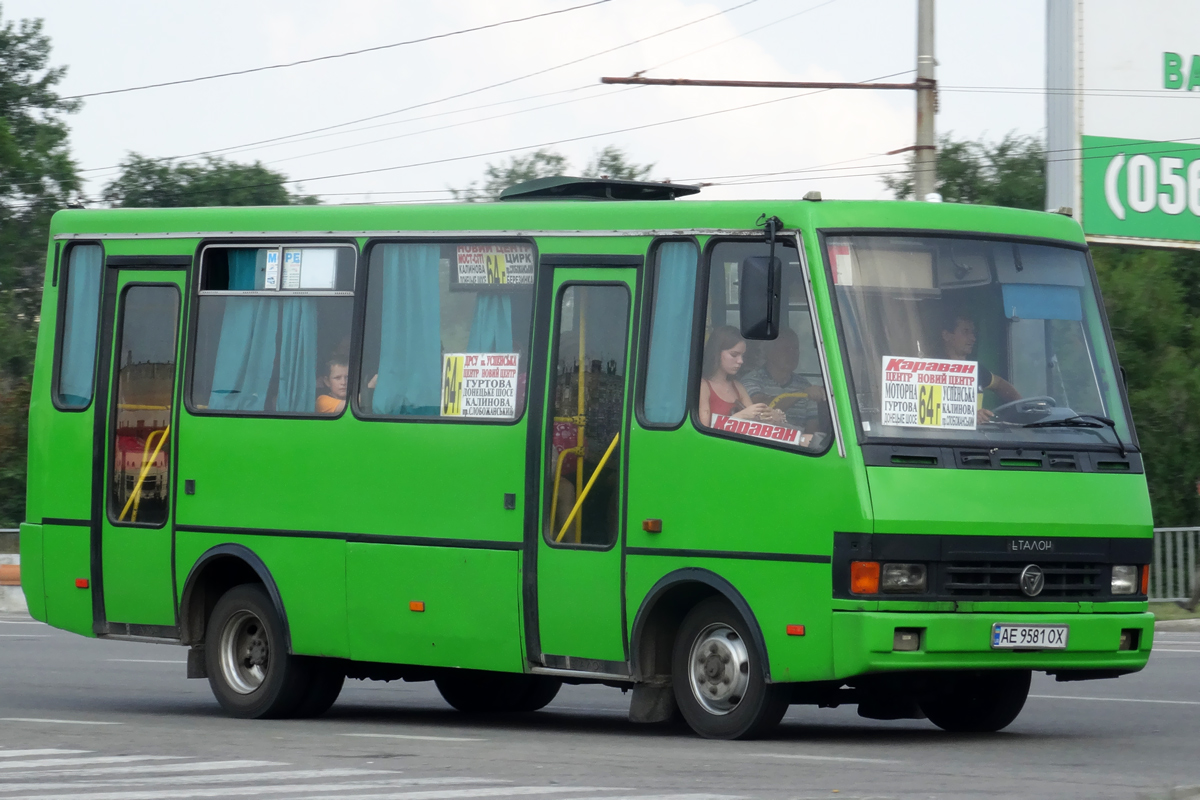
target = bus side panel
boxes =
[346,543,523,671]
[626,555,835,683]
[174,531,349,658]
[42,523,94,636]
[17,522,46,621]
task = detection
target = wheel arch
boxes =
[179,544,292,651]
[629,567,772,683]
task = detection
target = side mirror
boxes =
[739,256,782,340]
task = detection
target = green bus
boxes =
[19,177,1153,739]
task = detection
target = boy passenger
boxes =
[317,356,349,414]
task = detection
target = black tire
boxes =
[918,670,1031,733]
[293,658,346,718]
[435,670,561,713]
[204,583,311,719]
[671,597,789,740]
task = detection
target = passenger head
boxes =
[764,327,800,374]
[940,310,977,361]
[703,326,747,379]
[321,357,349,400]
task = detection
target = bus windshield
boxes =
[827,234,1134,450]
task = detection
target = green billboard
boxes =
[1081,135,1200,243]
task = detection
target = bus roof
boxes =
[48,198,1086,245]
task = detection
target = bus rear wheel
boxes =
[671,597,789,740]
[918,670,1031,733]
[435,670,562,713]
[204,583,311,719]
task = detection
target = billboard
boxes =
[1046,0,1200,249]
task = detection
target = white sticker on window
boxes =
[456,244,534,285]
[711,414,807,446]
[440,352,520,418]
[282,249,302,289]
[299,248,337,289]
[881,356,978,430]
[263,249,280,290]
[829,243,853,285]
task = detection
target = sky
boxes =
[7,0,1047,206]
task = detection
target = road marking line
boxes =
[1031,694,1200,706]
[0,750,89,758]
[555,796,745,800]
[0,761,284,780]
[751,753,902,765]
[0,634,50,637]
[0,757,177,771]
[0,718,121,726]
[1151,648,1200,653]
[290,789,623,800]
[340,733,486,742]
[12,782,613,800]
[0,772,472,793]
[105,659,185,664]
[0,620,45,625]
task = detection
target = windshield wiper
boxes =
[1023,414,1127,457]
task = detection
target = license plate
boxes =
[991,623,1069,650]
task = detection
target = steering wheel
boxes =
[988,395,1057,424]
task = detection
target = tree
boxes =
[451,146,654,201]
[0,7,82,526]
[882,132,1046,210]
[103,154,318,208]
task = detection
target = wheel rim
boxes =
[219,609,269,695]
[688,623,751,715]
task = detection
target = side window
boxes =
[110,285,179,526]
[641,241,698,426]
[190,245,356,415]
[358,242,535,420]
[697,240,831,453]
[55,244,104,408]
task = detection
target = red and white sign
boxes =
[881,356,978,430]
[711,415,806,445]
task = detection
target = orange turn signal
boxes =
[642,519,663,533]
[409,601,425,612]
[1141,565,1150,596]
[786,624,806,636]
[75,578,89,589]
[850,561,880,595]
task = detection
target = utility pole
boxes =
[913,0,938,200]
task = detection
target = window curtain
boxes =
[208,250,278,411]
[58,244,104,406]
[372,244,442,415]
[276,298,318,412]
[643,242,698,424]
[467,294,513,352]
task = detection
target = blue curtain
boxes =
[372,244,442,415]
[207,300,278,411]
[227,248,259,290]
[467,294,513,352]
[276,298,318,412]
[58,244,104,406]
[643,242,698,424]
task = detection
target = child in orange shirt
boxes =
[317,358,349,414]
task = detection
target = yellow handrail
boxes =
[118,426,170,522]
[555,432,619,543]
[548,444,582,535]
[768,391,809,409]
[574,291,587,543]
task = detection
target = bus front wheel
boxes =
[918,670,1031,733]
[204,583,311,719]
[671,597,789,740]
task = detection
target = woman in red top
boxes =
[698,326,779,428]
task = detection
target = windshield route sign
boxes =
[881,356,978,431]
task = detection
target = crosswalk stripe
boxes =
[0,761,283,780]
[0,751,89,759]
[0,757,180,771]
[0,768,428,792]
[0,718,120,725]
[11,778,553,800]
[340,734,485,742]
[555,795,745,800]
[292,788,624,800]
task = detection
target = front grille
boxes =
[943,561,1103,599]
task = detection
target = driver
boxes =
[940,311,1020,424]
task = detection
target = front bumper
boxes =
[832,610,1154,678]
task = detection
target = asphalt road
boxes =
[1,614,1198,800]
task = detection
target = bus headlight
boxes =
[881,563,927,593]
[1112,565,1138,595]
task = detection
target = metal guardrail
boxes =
[1152,527,1199,602]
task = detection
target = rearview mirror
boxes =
[739,256,782,340]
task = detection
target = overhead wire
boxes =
[60,0,612,101]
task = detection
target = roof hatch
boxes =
[498,176,701,202]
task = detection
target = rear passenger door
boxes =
[95,263,188,632]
